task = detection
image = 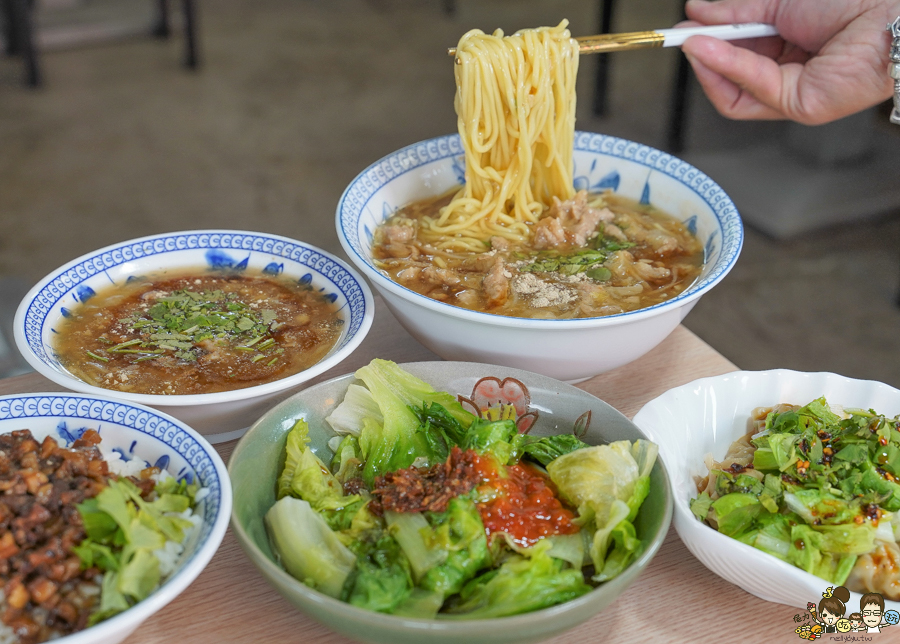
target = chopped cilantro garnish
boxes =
[519,249,610,280]
[105,288,282,365]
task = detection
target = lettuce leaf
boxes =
[331,435,363,484]
[358,359,475,429]
[446,541,591,618]
[411,401,469,461]
[594,518,642,582]
[355,361,448,483]
[461,418,523,464]
[711,493,762,537]
[788,524,861,584]
[546,439,657,581]
[385,511,449,581]
[690,491,712,521]
[325,384,383,436]
[276,418,365,532]
[265,496,356,599]
[521,434,590,466]
[343,533,413,613]
[76,476,196,625]
[419,497,490,597]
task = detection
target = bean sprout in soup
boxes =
[53,272,343,395]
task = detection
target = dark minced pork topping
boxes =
[0,429,111,644]
[369,447,482,516]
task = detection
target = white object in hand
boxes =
[660,23,779,48]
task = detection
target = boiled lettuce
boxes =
[343,533,413,613]
[357,359,475,429]
[355,360,473,484]
[331,434,363,484]
[418,497,490,598]
[546,439,657,580]
[265,496,356,598]
[446,540,591,618]
[521,434,590,466]
[277,418,342,503]
[411,401,469,462]
[276,419,366,532]
[391,588,445,619]
[385,511,449,581]
[325,384,383,436]
[267,359,665,618]
[461,418,524,464]
[386,497,490,598]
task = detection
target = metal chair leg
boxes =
[666,52,691,154]
[10,0,39,87]
[592,0,615,117]
[182,0,198,69]
[2,0,18,55]
[665,6,691,154]
[153,0,170,38]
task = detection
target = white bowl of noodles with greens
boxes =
[337,131,742,382]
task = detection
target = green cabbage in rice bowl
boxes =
[0,428,206,644]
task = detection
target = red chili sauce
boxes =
[473,456,579,547]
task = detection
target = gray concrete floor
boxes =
[0,0,898,386]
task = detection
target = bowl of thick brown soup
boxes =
[14,231,374,441]
[336,132,742,382]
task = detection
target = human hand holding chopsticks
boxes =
[679,0,900,125]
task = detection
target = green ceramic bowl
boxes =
[229,361,672,644]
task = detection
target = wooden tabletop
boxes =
[0,298,803,643]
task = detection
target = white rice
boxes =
[99,446,148,478]
[153,508,203,577]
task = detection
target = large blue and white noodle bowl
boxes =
[14,230,374,442]
[337,132,742,382]
[0,392,230,644]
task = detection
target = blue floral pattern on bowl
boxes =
[337,132,742,322]
[18,231,370,371]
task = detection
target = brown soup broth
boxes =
[53,271,343,395]
[373,191,704,319]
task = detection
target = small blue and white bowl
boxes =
[0,392,231,644]
[14,230,374,441]
[337,132,743,382]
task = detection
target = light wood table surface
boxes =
[0,298,803,643]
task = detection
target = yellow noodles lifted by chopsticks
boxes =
[420,21,579,252]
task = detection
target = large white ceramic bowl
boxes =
[337,132,742,383]
[0,391,231,644]
[632,369,900,611]
[14,230,374,442]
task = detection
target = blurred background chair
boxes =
[1,0,40,86]
[0,0,200,87]
[153,0,198,69]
